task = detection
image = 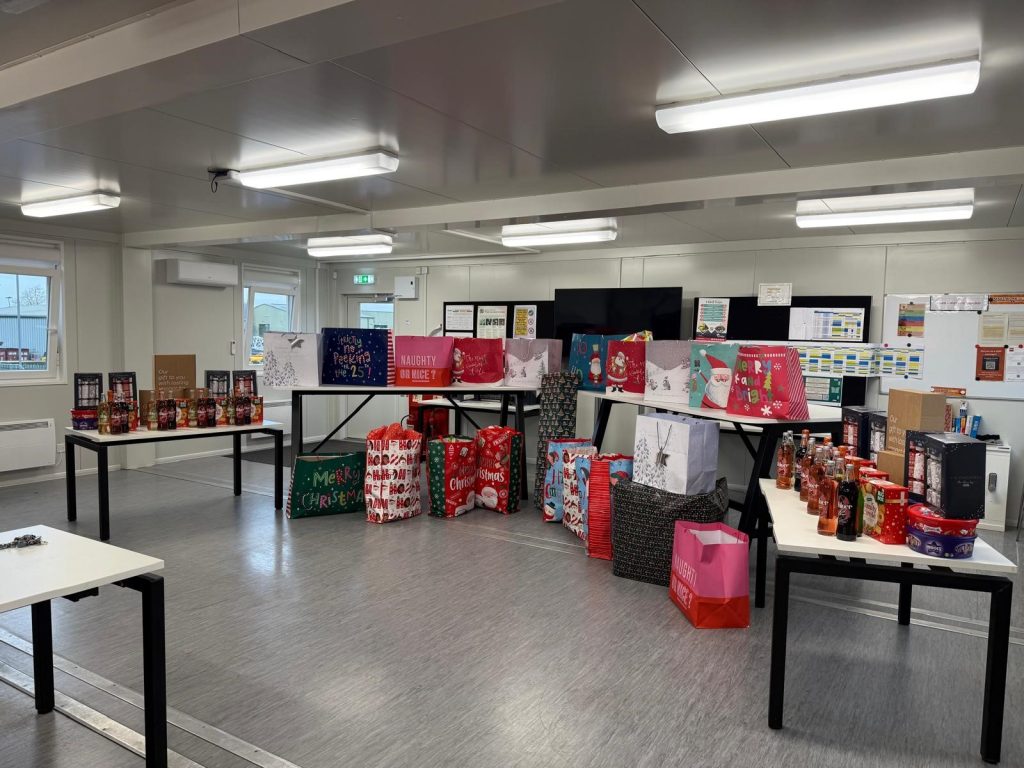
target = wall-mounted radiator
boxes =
[0,419,55,472]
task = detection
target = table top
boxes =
[578,390,843,426]
[66,420,282,444]
[290,384,536,394]
[760,480,1017,575]
[411,397,540,413]
[0,525,164,613]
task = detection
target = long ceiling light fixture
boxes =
[21,193,120,218]
[500,217,618,247]
[656,57,980,133]
[237,151,399,189]
[307,233,393,257]
[795,188,975,228]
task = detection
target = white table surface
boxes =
[288,384,536,393]
[411,397,539,413]
[0,525,164,613]
[66,420,282,444]
[760,480,1017,575]
[578,390,843,426]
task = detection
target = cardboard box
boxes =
[154,354,196,398]
[923,433,986,520]
[876,449,906,486]
[885,388,946,453]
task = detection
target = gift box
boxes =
[605,340,646,395]
[427,436,477,517]
[842,405,877,459]
[862,479,908,545]
[475,426,523,514]
[645,340,691,403]
[727,345,809,420]
[287,453,366,518]
[365,423,422,523]
[906,503,980,538]
[263,332,321,388]
[868,411,888,463]
[669,521,750,629]
[922,433,986,520]
[321,328,392,387]
[504,339,562,388]
[633,413,718,496]
[689,343,739,410]
[395,336,455,387]
[568,334,610,392]
[542,438,594,522]
[453,338,504,385]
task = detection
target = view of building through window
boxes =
[0,271,50,370]
[244,287,294,365]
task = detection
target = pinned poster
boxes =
[897,303,926,338]
[694,298,729,341]
[975,346,1006,382]
[512,304,537,339]
[476,305,508,339]
[930,293,988,312]
[788,307,865,342]
[978,313,1009,344]
[1006,346,1024,382]
[445,304,474,333]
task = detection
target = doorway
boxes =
[340,294,399,438]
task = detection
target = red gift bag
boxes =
[725,345,809,420]
[427,437,477,517]
[475,426,523,514]
[453,338,504,385]
[586,454,633,559]
[669,521,750,629]
[605,340,646,395]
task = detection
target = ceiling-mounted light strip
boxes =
[238,151,399,189]
[795,188,975,228]
[21,193,120,218]
[656,57,980,133]
[500,217,617,247]
[307,233,393,257]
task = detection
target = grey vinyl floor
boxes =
[1,458,1023,768]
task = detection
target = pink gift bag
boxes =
[394,336,455,387]
[669,521,750,629]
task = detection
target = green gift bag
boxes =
[287,452,366,518]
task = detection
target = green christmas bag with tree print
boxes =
[287,452,366,518]
[427,437,477,517]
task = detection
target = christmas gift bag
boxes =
[321,328,392,387]
[427,436,477,517]
[645,340,692,403]
[286,452,366,518]
[689,342,739,410]
[726,345,809,420]
[669,521,750,629]
[476,426,524,514]
[504,339,563,388]
[533,371,582,507]
[453,338,505,385]
[394,336,455,387]
[633,413,719,496]
[568,334,609,392]
[585,454,633,558]
[542,438,594,522]
[561,449,596,538]
[263,332,321,388]
[605,340,646,395]
[365,423,423,523]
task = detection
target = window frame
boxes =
[0,236,64,387]
[241,265,301,370]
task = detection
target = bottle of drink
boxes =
[793,430,810,493]
[806,447,826,513]
[817,460,838,535]
[836,462,860,541]
[798,437,816,502]
[775,430,795,489]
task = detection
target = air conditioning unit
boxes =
[166,259,238,288]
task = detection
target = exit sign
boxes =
[353,274,375,285]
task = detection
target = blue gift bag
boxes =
[320,328,391,386]
[568,334,610,392]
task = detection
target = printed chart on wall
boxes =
[787,307,865,342]
[475,305,508,339]
[881,292,1024,398]
[694,297,729,341]
[444,304,474,338]
[512,304,537,339]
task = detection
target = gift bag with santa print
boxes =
[427,437,477,517]
[504,339,562,388]
[726,345,809,420]
[669,521,750,629]
[605,340,646,395]
[689,342,740,410]
[645,340,691,403]
[364,423,423,523]
[633,413,719,496]
[475,426,523,514]
[542,438,594,522]
[568,334,609,392]
[585,454,633,558]
[453,338,505,385]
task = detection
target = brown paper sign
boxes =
[154,354,197,396]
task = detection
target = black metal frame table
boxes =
[0,525,167,767]
[761,480,1016,764]
[288,385,536,500]
[581,390,842,608]
[65,422,285,541]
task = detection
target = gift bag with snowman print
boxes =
[645,340,691,403]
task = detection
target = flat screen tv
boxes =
[553,287,683,353]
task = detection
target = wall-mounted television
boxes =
[553,287,683,353]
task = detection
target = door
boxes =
[340,295,399,439]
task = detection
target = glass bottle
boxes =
[798,437,816,502]
[794,429,810,494]
[806,447,826,513]
[836,462,860,541]
[817,460,838,536]
[776,430,795,489]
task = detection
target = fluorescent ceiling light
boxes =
[656,57,980,133]
[21,193,120,218]
[238,152,399,189]
[307,233,393,257]
[500,217,618,247]
[795,187,974,228]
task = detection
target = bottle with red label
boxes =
[816,460,838,536]
[806,446,826,514]
[793,430,810,494]
[836,462,860,541]
[775,430,795,489]
[798,437,816,502]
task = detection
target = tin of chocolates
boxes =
[906,503,980,538]
[905,527,976,559]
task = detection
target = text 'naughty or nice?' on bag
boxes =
[287,453,366,518]
[321,328,393,387]
[394,336,455,387]
[365,423,422,523]
[669,521,750,629]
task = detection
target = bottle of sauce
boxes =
[836,462,860,541]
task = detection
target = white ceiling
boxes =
[0,0,1021,257]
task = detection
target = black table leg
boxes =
[981,581,1012,764]
[121,574,168,768]
[755,504,769,609]
[898,563,914,626]
[515,394,528,500]
[232,433,242,497]
[290,391,303,466]
[273,430,284,510]
[740,426,778,534]
[65,435,77,523]
[768,557,791,730]
[591,398,614,451]
[30,601,54,715]
[499,394,510,428]
[97,446,110,541]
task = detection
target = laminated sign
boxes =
[365,423,422,523]
[321,328,392,387]
[427,436,477,517]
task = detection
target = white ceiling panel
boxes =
[0,196,245,233]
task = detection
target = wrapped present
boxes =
[542,438,594,522]
[533,371,581,506]
[263,332,320,388]
[287,453,366,518]
[585,454,633,558]
[365,423,422,523]
[561,449,596,538]
[862,479,908,545]
[427,436,477,517]
[605,340,646,395]
[453,338,504,385]
[689,343,739,410]
[645,340,691,403]
[726,345,809,419]
[568,334,610,392]
[504,339,562,388]
[669,521,750,629]
[321,328,392,387]
[476,426,523,514]
[633,413,719,496]
[394,336,455,387]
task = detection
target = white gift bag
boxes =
[504,339,562,388]
[262,332,321,388]
[645,340,692,403]
[633,413,719,495]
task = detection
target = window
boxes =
[0,237,63,384]
[242,266,300,367]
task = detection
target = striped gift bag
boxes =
[726,346,808,420]
[585,454,633,558]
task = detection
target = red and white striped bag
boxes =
[726,346,808,420]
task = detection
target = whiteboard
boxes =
[880,293,1024,400]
